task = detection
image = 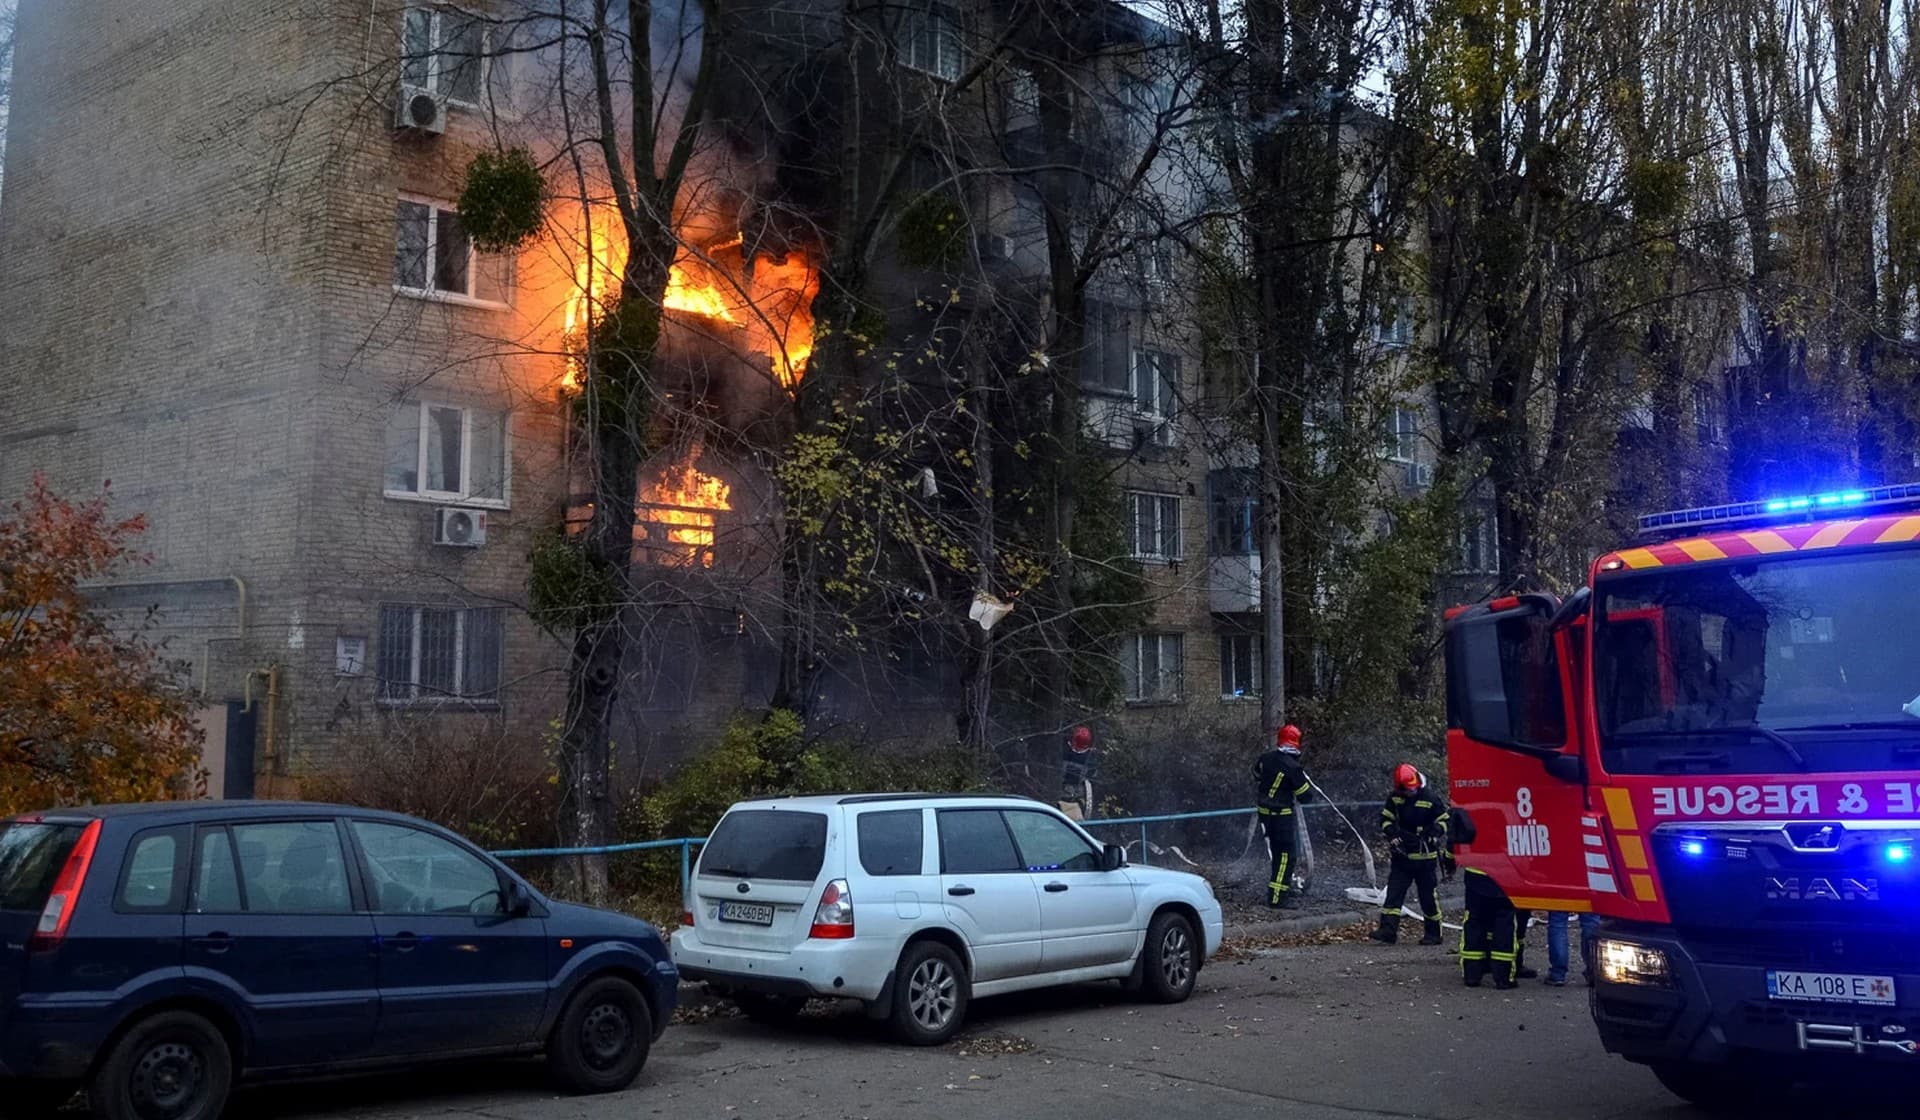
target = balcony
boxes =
[1209,553,1261,614]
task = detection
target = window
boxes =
[1007,66,1039,118]
[857,810,926,877]
[1003,811,1100,872]
[192,829,242,913]
[1080,300,1135,395]
[937,810,1023,874]
[1123,632,1185,703]
[402,6,487,106]
[377,604,505,703]
[384,401,509,505]
[0,823,81,912]
[1220,633,1262,698]
[896,2,963,80]
[699,810,829,882]
[352,821,504,914]
[1457,507,1499,574]
[116,829,185,913]
[1383,406,1420,463]
[1694,383,1721,444]
[1374,296,1414,348]
[1208,469,1259,556]
[230,821,353,914]
[1131,347,1179,417]
[393,199,514,304]
[1128,491,1183,561]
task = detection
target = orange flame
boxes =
[561,206,817,391]
[636,460,733,568]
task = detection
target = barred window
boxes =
[1128,491,1183,561]
[378,604,504,704]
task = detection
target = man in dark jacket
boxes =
[1371,764,1450,945]
[1253,724,1313,909]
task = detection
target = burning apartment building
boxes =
[0,0,1328,795]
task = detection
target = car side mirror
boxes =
[1100,843,1126,872]
[504,880,534,917]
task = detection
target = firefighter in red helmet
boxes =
[1252,724,1313,909]
[1371,763,1451,945]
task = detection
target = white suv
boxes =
[671,794,1225,1044]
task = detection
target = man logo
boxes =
[1765,876,1879,902]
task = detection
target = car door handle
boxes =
[191,932,233,954]
[388,932,420,952]
[947,886,975,897]
[1043,882,1070,893]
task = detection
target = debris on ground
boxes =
[1216,920,1376,959]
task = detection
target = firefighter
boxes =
[1449,806,1522,988]
[1370,764,1449,945]
[1253,724,1314,909]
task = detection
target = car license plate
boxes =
[718,901,774,926]
[1767,970,1896,1006]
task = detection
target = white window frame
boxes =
[1124,632,1185,704]
[1130,347,1178,417]
[898,1,964,81]
[393,194,513,308]
[1385,406,1419,464]
[1128,490,1183,562]
[383,399,512,509]
[1219,633,1262,699]
[402,6,489,109]
[376,604,503,706]
[1374,296,1414,348]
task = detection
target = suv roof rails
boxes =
[835,792,1034,806]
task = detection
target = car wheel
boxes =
[87,1012,231,1120]
[1,1081,78,1119]
[547,976,654,1095]
[1649,1062,1787,1114]
[735,994,808,1026]
[1139,911,1199,1004]
[891,941,968,1046]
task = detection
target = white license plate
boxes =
[718,901,774,925]
[1767,970,1897,1006]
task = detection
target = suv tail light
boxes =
[682,909,696,928]
[31,819,102,952]
[809,878,854,939]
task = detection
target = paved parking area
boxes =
[221,939,1882,1120]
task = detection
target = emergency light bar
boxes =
[1637,482,1920,538]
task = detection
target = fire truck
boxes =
[1445,484,1920,1107]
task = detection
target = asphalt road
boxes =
[219,939,1869,1120]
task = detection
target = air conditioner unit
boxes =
[434,507,488,547]
[395,87,448,134]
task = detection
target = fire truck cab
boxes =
[1445,484,1920,1108]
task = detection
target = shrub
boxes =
[304,722,552,850]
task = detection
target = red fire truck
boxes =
[1445,484,1920,1107]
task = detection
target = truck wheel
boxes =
[547,976,653,1095]
[890,941,968,1046]
[87,1012,232,1120]
[1139,911,1199,1004]
[1650,1062,1783,1113]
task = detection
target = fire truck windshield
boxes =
[1594,546,1920,774]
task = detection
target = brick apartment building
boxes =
[2,1,1651,798]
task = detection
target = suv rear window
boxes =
[0,822,82,912]
[857,810,924,876]
[700,810,828,882]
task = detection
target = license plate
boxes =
[717,901,774,926]
[1767,970,1897,1006]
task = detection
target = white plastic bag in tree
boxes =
[969,592,1013,631]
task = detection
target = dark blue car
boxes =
[0,802,677,1120]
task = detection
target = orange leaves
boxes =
[0,473,204,816]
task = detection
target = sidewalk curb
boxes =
[1226,909,1375,941]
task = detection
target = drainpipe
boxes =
[244,663,282,797]
[80,575,248,693]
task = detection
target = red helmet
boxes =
[1394,763,1420,791]
[1070,726,1093,751]
[1277,724,1302,748]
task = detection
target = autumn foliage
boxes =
[0,474,204,815]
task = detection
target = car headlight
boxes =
[1596,938,1672,988]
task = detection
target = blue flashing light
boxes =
[1765,499,1790,513]
[1637,482,1920,539]
[1680,839,1707,858]
[1888,843,1913,865]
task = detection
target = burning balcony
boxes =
[634,458,732,569]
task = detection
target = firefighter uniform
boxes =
[1372,774,1449,945]
[1253,726,1313,908]
[1461,868,1523,988]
